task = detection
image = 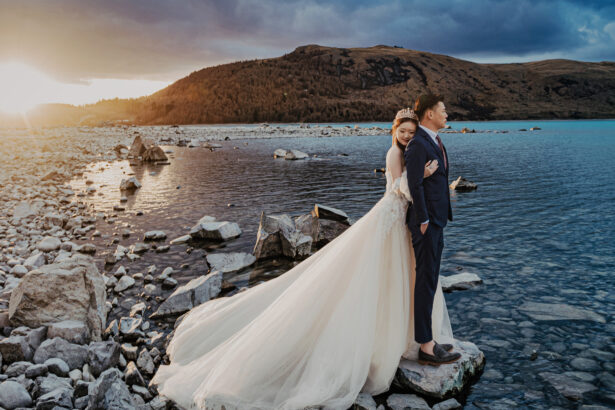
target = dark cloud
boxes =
[0,0,613,83]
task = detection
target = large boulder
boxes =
[314,204,350,224]
[151,271,222,318]
[393,340,485,399]
[128,135,168,162]
[8,254,107,341]
[34,337,89,369]
[253,213,294,259]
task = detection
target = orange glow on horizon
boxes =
[0,62,171,114]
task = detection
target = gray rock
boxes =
[540,371,597,400]
[449,176,477,191]
[9,254,107,341]
[394,340,485,399]
[9,264,28,277]
[206,252,256,273]
[441,272,482,291]
[34,337,89,369]
[144,231,166,241]
[353,392,377,410]
[76,243,97,254]
[570,357,601,372]
[119,177,142,191]
[273,148,288,158]
[386,393,430,410]
[44,358,70,377]
[136,348,155,375]
[87,340,120,377]
[0,380,32,409]
[252,213,291,259]
[35,373,73,396]
[25,362,48,378]
[119,316,145,339]
[519,302,605,323]
[148,395,171,410]
[130,242,150,254]
[432,398,462,410]
[190,220,241,241]
[124,361,145,386]
[151,271,222,318]
[284,149,309,160]
[169,234,191,245]
[24,253,46,270]
[36,386,73,409]
[315,218,349,246]
[314,204,350,224]
[280,229,313,259]
[87,368,136,410]
[121,343,139,361]
[0,335,34,363]
[47,320,90,344]
[115,275,136,292]
[37,236,62,252]
[5,361,31,377]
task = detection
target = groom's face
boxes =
[430,102,448,130]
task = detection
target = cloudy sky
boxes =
[0,0,614,110]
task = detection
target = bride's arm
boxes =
[386,148,403,179]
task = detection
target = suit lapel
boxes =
[417,127,444,165]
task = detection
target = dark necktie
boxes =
[435,135,447,169]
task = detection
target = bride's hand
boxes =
[424,159,439,177]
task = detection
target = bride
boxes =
[151,109,455,410]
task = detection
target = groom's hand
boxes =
[420,222,429,235]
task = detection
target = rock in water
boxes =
[314,204,350,224]
[150,271,223,318]
[8,254,107,341]
[144,230,167,241]
[518,302,606,323]
[284,149,309,160]
[190,220,241,241]
[128,135,168,162]
[449,176,477,191]
[206,252,256,273]
[119,177,142,191]
[539,372,597,400]
[393,340,485,399]
[273,148,288,158]
[441,272,483,292]
[252,213,294,259]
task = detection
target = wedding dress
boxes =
[151,151,454,410]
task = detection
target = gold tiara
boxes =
[395,107,418,121]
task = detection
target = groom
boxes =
[405,94,461,365]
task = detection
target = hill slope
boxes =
[4,45,615,126]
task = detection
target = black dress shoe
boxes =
[436,342,454,352]
[418,343,461,366]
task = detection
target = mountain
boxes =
[3,45,615,126]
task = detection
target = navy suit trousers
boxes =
[410,221,444,344]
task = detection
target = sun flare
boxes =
[0,62,170,114]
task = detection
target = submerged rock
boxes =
[284,149,309,160]
[449,176,477,191]
[393,340,485,399]
[441,272,483,292]
[518,302,606,323]
[540,371,597,400]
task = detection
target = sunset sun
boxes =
[0,62,56,113]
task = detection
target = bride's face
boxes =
[396,121,416,145]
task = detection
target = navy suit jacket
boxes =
[404,127,453,229]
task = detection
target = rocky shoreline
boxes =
[0,127,485,409]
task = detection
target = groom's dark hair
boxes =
[414,94,443,121]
